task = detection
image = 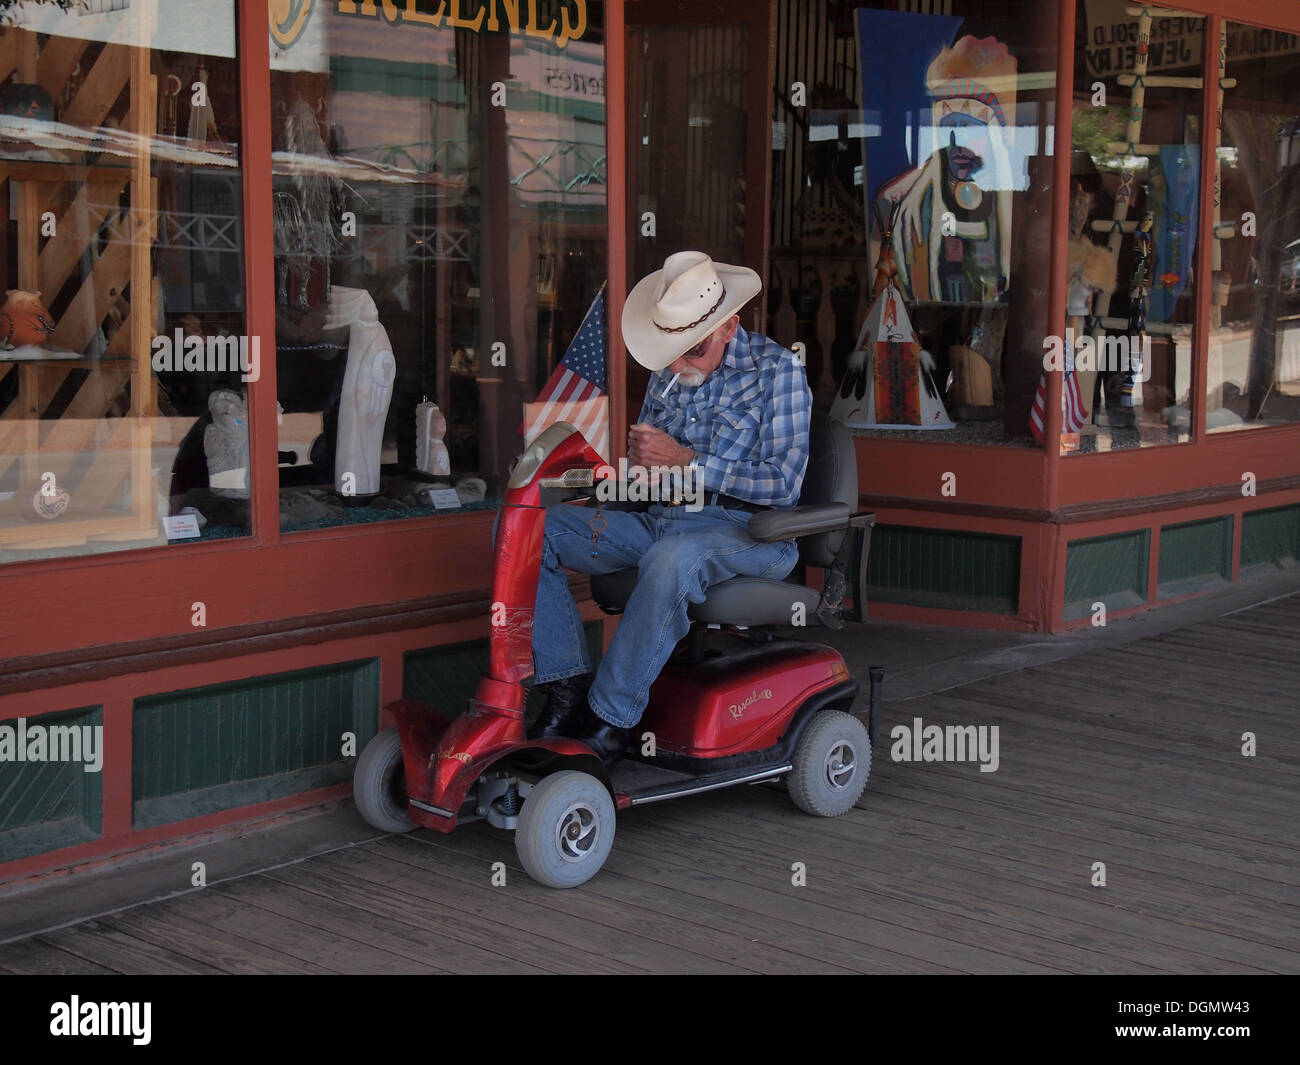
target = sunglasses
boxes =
[681,331,716,360]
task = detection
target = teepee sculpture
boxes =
[830,213,954,430]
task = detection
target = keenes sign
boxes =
[335,0,590,49]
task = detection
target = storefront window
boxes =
[774,0,1059,446]
[0,0,247,563]
[1206,19,1300,433]
[1068,0,1203,453]
[267,0,606,531]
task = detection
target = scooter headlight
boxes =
[538,469,595,489]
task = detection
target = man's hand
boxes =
[628,423,694,468]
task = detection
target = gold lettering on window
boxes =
[448,0,486,32]
[335,0,588,48]
[558,0,586,48]
[525,0,556,42]
[402,0,447,27]
[486,0,519,33]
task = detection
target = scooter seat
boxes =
[590,570,821,628]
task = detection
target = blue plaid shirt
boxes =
[637,325,812,508]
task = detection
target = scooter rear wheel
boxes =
[353,727,417,833]
[515,770,615,888]
[789,709,871,817]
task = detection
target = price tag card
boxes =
[427,488,461,510]
[164,514,202,540]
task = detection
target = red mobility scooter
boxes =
[353,413,882,887]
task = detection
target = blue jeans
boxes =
[531,502,800,728]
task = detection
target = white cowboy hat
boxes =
[621,251,761,372]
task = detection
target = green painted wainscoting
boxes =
[1064,530,1150,621]
[132,660,381,829]
[0,706,102,863]
[862,525,1021,614]
[404,621,605,726]
[1158,516,1233,598]
[1240,504,1300,573]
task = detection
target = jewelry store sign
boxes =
[1084,0,1299,76]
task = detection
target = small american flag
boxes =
[522,284,609,458]
[1029,337,1088,443]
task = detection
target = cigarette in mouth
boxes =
[662,372,681,396]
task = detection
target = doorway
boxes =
[623,0,773,411]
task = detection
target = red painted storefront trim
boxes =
[607,0,627,461]
[240,0,281,551]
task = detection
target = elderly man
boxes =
[528,251,812,763]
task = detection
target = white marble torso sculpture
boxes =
[328,286,396,496]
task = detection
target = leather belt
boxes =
[660,491,767,513]
[708,491,767,513]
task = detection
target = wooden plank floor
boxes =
[1,595,1296,974]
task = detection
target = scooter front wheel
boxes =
[515,770,615,888]
[788,709,871,817]
[353,727,417,833]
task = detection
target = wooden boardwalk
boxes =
[1,595,1296,974]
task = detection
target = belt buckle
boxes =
[666,496,685,507]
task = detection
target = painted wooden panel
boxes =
[1240,504,1300,571]
[131,659,379,828]
[863,525,1021,614]
[1064,530,1149,620]
[1158,516,1232,596]
[0,705,102,863]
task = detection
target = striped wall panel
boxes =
[1064,530,1149,620]
[1158,516,1232,597]
[1240,504,1300,572]
[131,659,380,828]
[0,706,102,863]
[864,525,1021,613]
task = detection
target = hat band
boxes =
[652,284,727,334]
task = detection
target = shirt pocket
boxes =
[639,394,671,431]
[711,403,763,462]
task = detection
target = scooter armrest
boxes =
[747,502,851,542]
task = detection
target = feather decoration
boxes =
[277,98,342,307]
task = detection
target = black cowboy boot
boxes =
[573,704,629,767]
[527,673,593,741]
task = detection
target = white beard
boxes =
[678,369,707,387]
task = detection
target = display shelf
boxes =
[0,20,161,554]
[0,502,157,549]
